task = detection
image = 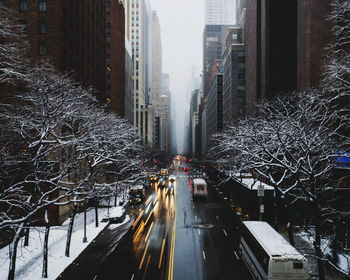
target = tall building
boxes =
[151,11,162,110]
[236,0,245,28]
[122,0,134,123]
[205,0,235,25]
[203,74,223,153]
[3,0,107,101]
[130,0,152,143]
[239,0,332,114]
[221,27,245,123]
[106,0,126,117]
[297,0,332,89]
[203,24,231,97]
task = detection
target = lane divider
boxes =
[139,240,150,270]
[168,195,177,280]
[158,238,166,269]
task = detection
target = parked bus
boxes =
[240,221,310,280]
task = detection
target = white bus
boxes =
[240,221,310,280]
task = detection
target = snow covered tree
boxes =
[208,89,349,280]
[0,7,28,86]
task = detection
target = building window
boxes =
[232,33,238,40]
[19,0,28,12]
[19,20,28,33]
[238,73,245,81]
[38,41,47,56]
[38,0,47,12]
[0,0,4,8]
[39,21,46,34]
[237,51,245,57]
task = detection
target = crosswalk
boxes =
[176,174,205,178]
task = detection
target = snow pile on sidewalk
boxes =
[297,230,350,276]
[0,206,126,280]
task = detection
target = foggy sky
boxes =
[150,0,204,153]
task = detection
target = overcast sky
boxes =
[150,0,204,153]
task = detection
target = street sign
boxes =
[260,204,265,213]
[257,183,265,197]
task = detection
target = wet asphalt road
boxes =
[57,165,251,280]
[173,171,250,280]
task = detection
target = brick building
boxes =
[1,0,128,224]
[239,0,332,114]
[2,0,129,116]
[106,0,126,116]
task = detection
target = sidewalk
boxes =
[0,205,126,280]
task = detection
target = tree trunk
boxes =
[114,193,117,207]
[83,204,87,243]
[8,223,25,280]
[95,205,99,228]
[42,225,50,278]
[65,204,77,257]
[287,221,295,246]
[314,205,325,280]
[24,227,30,247]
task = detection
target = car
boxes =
[160,168,169,175]
[129,185,145,205]
[192,178,208,201]
[158,177,166,188]
[168,174,176,182]
[166,182,175,195]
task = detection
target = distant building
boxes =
[203,25,231,97]
[221,27,246,123]
[205,0,235,25]
[203,74,223,153]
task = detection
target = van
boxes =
[192,178,208,200]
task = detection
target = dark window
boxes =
[0,0,4,8]
[38,0,47,12]
[19,20,28,33]
[238,73,245,81]
[38,41,47,56]
[39,20,46,34]
[19,0,28,12]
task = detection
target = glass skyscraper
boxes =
[205,0,235,25]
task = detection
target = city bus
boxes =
[240,221,310,280]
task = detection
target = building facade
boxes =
[221,27,245,123]
[106,0,126,116]
[204,74,223,153]
[203,24,231,97]
[205,0,235,25]
[238,0,332,114]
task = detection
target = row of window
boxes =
[19,20,46,34]
[19,0,47,12]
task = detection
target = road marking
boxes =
[192,205,194,209]
[158,238,166,268]
[222,229,227,236]
[93,276,97,280]
[145,221,154,241]
[130,274,135,280]
[234,251,239,260]
[216,215,219,220]
[195,215,197,220]
[202,250,206,260]
[198,229,201,235]
[168,194,177,280]
[139,240,150,270]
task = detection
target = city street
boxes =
[58,161,251,280]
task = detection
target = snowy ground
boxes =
[0,205,129,280]
[296,230,350,277]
